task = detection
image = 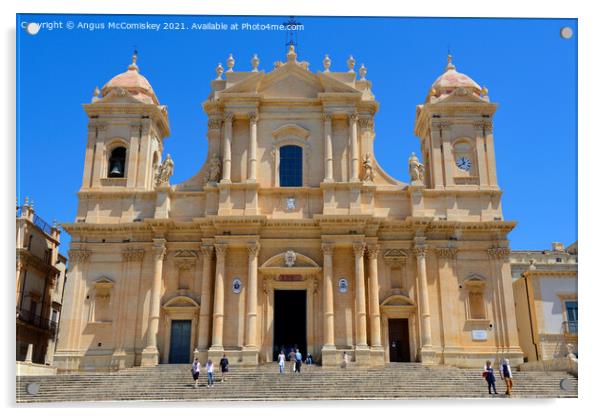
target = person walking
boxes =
[499,358,513,396]
[191,358,201,388]
[295,349,303,373]
[205,358,214,388]
[483,360,498,395]
[278,350,286,374]
[219,353,229,382]
[288,348,296,373]
[341,351,349,369]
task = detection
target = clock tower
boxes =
[414,55,499,191]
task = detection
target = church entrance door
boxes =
[168,320,191,364]
[388,318,411,362]
[273,290,307,361]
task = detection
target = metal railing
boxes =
[562,320,578,335]
[33,214,54,236]
[16,307,58,334]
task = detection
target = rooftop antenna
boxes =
[283,16,301,54]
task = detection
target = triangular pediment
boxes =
[435,88,489,105]
[259,68,323,98]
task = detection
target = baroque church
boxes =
[54,45,523,371]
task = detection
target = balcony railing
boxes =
[562,320,578,335]
[16,307,58,334]
[33,214,53,236]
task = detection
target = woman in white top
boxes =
[499,358,513,396]
[278,350,286,374]
[191,358,201,388]
[205,359,214,387]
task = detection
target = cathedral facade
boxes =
[54,46,523,371]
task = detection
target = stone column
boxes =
[353,243,368,346]
[210,243,227,352]
[349,112,360,182]
[367,245,382,348]
[321,243,336,365]
[221,112,233,183]
[141,238,166,366]
[248,112,258,182]
[243,242,260,364]
[323,113,333,182]
[414,244,435,363]
[197,245,214,356]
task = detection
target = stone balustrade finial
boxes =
[251,54,260,72]
[359,63,367,80]
[226,53,235,72]
[347,55,356,73]
[323,54,331,72]
[215,63,224,80]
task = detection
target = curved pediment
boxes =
[163,295,200,309]
[272,123,310,140]
[259,250,321,276]
[381,294,415,307]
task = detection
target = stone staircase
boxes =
[16,362,577,403]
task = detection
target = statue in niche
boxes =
[408,152,425,183]
[208,153,221,183]
[362,153,375,182]
[155,154,174,187]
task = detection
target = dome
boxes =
[428,55,482,101]
[101,53,159,105]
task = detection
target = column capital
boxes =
[208,117,222,130]
[431,121,451,131]
[352,242,366,257]
[68,249,92,265]
[322,112,332,122]
[122,248,145,262]
[247,242,260,257]
[214,243,228,257]
[487,247,510,260]
[358,117,374,130]
[248,111,258,122]
[435,247,458,259]
[366,244,380,259]
[413,246,428,258]
[224,112,234,122]
[321,242,334,256]
[152,240,166,261]
[349,111,359,123]
[200,244,214,258]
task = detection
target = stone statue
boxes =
[362,153,375,182]
[208,153,221,183]
[155,154,174,187]
[408,152,425,183]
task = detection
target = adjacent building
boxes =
[16,198,67,365]
[54,46,524,371]
[511,241,578,362]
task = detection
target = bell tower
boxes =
[414,55,498,191]
[80,52,170,192]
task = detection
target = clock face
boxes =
[456,156,472,171]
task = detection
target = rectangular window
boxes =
[279,145,303,187]
[565,300,578,333]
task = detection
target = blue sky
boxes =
[16,14,577,253]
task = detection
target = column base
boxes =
[419,347,438,365]
[369,346,386,366]
[140,347,159,367]
[241,347,259,366]
[110,350,130,370]
[354,345,371,367]
[320,345,338,367]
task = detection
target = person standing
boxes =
[278,350,286,374]
[288,348,296,373]
[205,359,214,388]
[483,360,498,395]
[499,358,513,396]
[191,358,201,388]
[219,353,229,382]
[295,349,302,373]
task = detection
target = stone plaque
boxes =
[277,274,303,282]
[472,330,488,341]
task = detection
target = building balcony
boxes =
[562,320,578,338]
[16,307,58,336]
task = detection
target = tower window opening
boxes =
[108,147,127,178]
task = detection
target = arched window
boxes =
[108,147,127,178]
[279,145,302,187]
